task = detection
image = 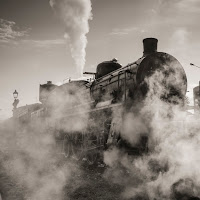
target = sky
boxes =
[0,0,200,120]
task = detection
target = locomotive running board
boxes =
[61,102,123,118]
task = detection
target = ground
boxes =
[1,157,200,200]
[65,162,124,200]
[0,158,126,200]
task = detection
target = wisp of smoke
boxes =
[49,0,92,77]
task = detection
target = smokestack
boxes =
[143,38,158,56]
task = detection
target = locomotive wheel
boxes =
[63,138,71,158]
[71,140,84,160]
[86,149,98,165]
[85,134,99,164]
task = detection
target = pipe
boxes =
[143,38,158,56]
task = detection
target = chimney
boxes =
[47,81,52,85]
[143,38,158,56]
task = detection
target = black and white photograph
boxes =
[0,0,200,199]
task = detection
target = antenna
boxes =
[190,63,200,69]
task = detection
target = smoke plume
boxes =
[49,0,92,77]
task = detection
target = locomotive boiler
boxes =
[37,38,187,163]
[91,38,187,105]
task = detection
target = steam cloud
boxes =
[49,0,92,77]
[0,83,90,199]
[104,63,200,199]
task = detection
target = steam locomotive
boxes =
[33,38,187,163]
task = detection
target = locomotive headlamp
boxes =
[13,90,18,99]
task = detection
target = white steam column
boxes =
[50,0,92,77]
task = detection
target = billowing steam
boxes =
[0,83,90,199]
[49,0,92,77]
[104,63,200,199]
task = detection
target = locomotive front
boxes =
[136,38,187,104]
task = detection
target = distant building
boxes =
[13,103,42,122]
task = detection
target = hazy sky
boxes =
[0,0,200,120]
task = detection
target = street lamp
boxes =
[13,90,18,99]
[12,90,20,149]
[13,90,19,110]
